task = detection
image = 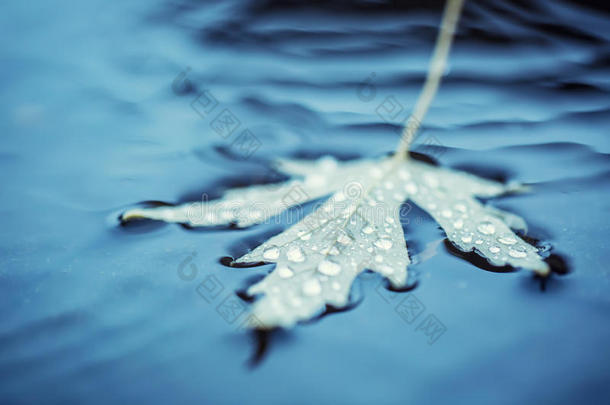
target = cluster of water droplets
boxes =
[406,161,548,272]
[123,154,550,328]
[237,161,412,327]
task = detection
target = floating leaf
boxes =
[120,0,551,329]
[122,155,549,328]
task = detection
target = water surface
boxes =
[1,1,609,404]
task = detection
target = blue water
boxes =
[1,0,609,404]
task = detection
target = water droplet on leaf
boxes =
[362,225,374,234]
[318,260,341,276]
[508,245,528,258]
[405,183,418,194]
[497,235,517,245]
[477,221,496,235]
[454,203,467,213]
[263,247,280,260]
[277,266,294,279]
[287,246,305,262]
[302,279,322,296]
[374,238,393,250]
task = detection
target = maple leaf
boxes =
[122,155,549,327]
[120,0,551,328]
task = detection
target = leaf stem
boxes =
[394,0,465,160]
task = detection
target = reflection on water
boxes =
[1,0,609,404]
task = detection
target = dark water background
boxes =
[1,0,610,404]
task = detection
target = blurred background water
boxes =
[1,0,609,404]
